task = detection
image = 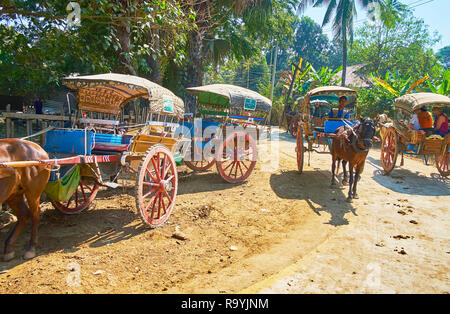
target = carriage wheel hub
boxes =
[158,180,171,191]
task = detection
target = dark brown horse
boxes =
[0,139,50,261]
[331,118,376,202]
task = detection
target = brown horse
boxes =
[331,118,376,202]
[0,139,50,261]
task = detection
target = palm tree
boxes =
[299,0,383,86]
[183,0,273,112]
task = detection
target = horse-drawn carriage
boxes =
[4,73,188,228]
[295,86,358,173]
[182,84,272,183]
[380,92,450,177]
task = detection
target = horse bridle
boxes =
[350,120,374,154]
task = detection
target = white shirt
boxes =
[410,114,420,130]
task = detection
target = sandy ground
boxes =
[0,128,448,294]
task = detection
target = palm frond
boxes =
[406,75,429,94]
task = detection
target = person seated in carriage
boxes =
[328,96,350,119]
[409,107,434,136]
[432,106,449,137]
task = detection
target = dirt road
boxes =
[0,129,448,294]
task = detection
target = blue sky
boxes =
[300,0,449,51]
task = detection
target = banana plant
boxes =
[427,69,450,96]
[371,70,430,97]
[279,60,312,98]
[280,62,342,96]
[309,65,343,87]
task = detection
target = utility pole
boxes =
[247,62,250,89]
[270,43,278,101]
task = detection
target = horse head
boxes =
[353,117,376,152]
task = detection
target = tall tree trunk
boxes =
[342,31,347,87]
[185,30,205,113]
[145,31,162,84]
[115,23,136,75]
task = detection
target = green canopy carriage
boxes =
[183,84,272,183]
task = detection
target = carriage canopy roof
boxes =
[310,100,331,107]
[301,86,357,113]
[185,84,272,113]
[394,93,450,112]
[62,73,184,116]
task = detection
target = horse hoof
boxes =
[353,195,359,199]
[24,250,36,260]
[3,251,15,262]
[346,197,353,203]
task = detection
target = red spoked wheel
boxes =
[52,179,99,215]
[185,159,215,172]
[136,144,178,228]
[435,142,449,177]
[216,132,257,183]
[184,144,215,172]
[381,127,398,175]
[296,125,304,174]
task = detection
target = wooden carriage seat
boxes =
[92,133,132,152]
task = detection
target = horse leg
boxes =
[24,194,40,260]
[346,164,354,203]
[4,194,30,261]
[342,160,348,186]
[353,166,361,199]
[331,157,337,186]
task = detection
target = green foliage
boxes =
[291,17,341,70]
[371,70,429,97]
[436,46,450,69]
[426,69,450,96]
[348,11,441,80]
[358,69,430,118]
[0,0,193,98]
[0,18,115,98]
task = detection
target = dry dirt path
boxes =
[0,128,448,294]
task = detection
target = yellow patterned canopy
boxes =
[62,73,184,116]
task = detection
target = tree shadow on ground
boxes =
[366,156,450,196]
[269,169,357,227]
[0,188,151,269]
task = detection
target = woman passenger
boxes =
[432,107,449,137]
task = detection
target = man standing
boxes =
[34,98,43,115]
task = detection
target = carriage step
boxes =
[101,181,120,189]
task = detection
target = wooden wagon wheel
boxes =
[136,144,178,228]
[184,144,215,172]
[185,159,215,172]
[296,124,304,174]
[435,141,449,177]
[381,127,399,175]
[216,132,257,183]
[52,179,99,215]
